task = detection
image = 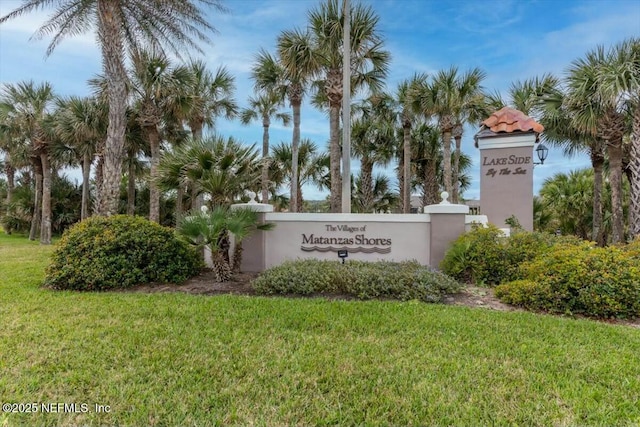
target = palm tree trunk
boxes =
[191,122,206,211]
[290,98,301,212]
[40,153,52,245]
[4,155,14,234]
[608,140,625,243]
[442,129,453,196]
[262,116,271,204]
[94,151,104,215]
[81,151,91,220]
[175,185,184,222]
[329,104,342,213]
[97,0,128,217]
[398,151,405,211]
[402,123,411,213]
[147,126,161,222]
[426,158,439,205]
[211,249,231,282]
[297,182,304,213]
[361,156,374,212]
[452,135,462,204]
[4,154,14,206]
[591,146,605,246]
[630,107,640,239]
[29,157,42,241]
[127,154,136,216]
[232,241,243,274]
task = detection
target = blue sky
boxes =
[1,0,639,201]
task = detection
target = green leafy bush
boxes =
[495,242,640,318]
[441,225,583,286]
[252,259,461,303]
[44,215,202,291]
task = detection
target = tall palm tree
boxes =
[129,48,193,222]
[596,38,640,238]
[396,74,428,212]
[240,92,291,203]
[180,60,238,212]
[411,123,442,207]
[351,93,396,213]
[0,0,224,216]
[184,61,238,140]
[418,67,457,197]
[54,96,107,219]
[0,81,57,244]
[566,45,628,243]
[282,0,390,212]
[270,38,314,213]
[451,67,487,204]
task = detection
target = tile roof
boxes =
[481,107,544,134]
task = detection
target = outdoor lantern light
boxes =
[337,249,348,264]
[535,143,549,165]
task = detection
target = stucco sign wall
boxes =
[263,213,430,268]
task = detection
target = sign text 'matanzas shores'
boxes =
[300,224,392,254]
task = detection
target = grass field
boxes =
[1,233,639,426]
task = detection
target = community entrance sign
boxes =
[475,107,544,232]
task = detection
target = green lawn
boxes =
[1,233,639,426]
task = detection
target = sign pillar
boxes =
[476,133,536,231]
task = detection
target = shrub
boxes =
[495,242,640,318]
[440,224,508,286]
[252,259,461,303]
[441,225,584,286]
[44,215,202,291]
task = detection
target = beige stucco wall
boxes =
[261,213,431,269]
[478,133,536,231]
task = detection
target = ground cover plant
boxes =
[252,259,461,302]
[1,234,640,426]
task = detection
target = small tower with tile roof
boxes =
[474,107,544,232]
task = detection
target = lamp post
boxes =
[534,143,549,165]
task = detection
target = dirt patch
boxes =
[122,269,640,328]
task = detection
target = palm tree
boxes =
[352,172,398,213]
[412,123,442,207]
[184,61,238,140]
[396,74,428,212]
[240,92,291,203]
[0,0,224,216]
[269,139,329,212]
[54,96,107,219]
[418,67,457,197]
[281,0,390,212]
[450,68,487,204]
[177,206,271,281]
[267,39,313,213]
[157,135,261,209]
[566,46,628,243]
[128,48,193,222]
[0,81,57,244]
[351,93,396,213]
[595,38,640,238]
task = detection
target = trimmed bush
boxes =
[495,242,640,318]
[44,215,202,291]
[252,259,461,302]
[440,225,583,286]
